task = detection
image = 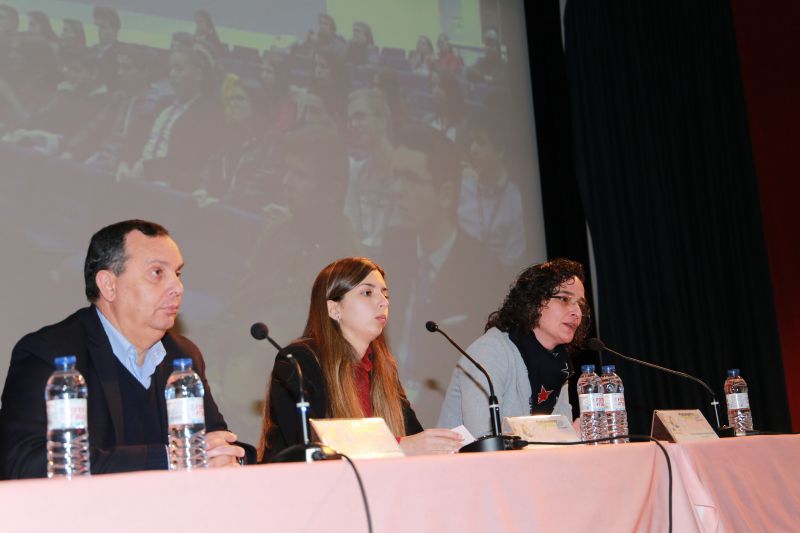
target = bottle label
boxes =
[604,392,626,411]
[578,393,605,413]
[46,399,88,430]
[167,397,205,425]
[726,393,749,410]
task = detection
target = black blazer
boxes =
[262,340,423,462]
[0,306,228,479]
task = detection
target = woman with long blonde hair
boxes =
[259,257,462,462]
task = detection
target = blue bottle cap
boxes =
[727,368,740,377]
[54,355,77,367]
[601,365,616,374]
[581,364,595,373]
[173,358,193,370]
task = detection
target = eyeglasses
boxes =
[548,293,586,310]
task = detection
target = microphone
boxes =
[250,322,282,352]
[250,323,339,462]
[587,337,722,429]
[426,320,518,453]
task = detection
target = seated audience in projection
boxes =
[379,125,506,415]
[194,74,283,212]
[345,88,396,251]
[212,124,362,433]
[0,219,249,478]
[408,35,435,77]
[438,259,590,437]
[59,18,86,55]
[293,12,346,59]
[193,9,227,60]
[116,44,222,192]
[344,21,380,67]
[68,44,163,165]
[310,46,349,122]
[466,29,507,84]
[426,67,468,153]
[458,110,526,266]
[260,50,297,133]
[4,46,108,156]
[91,6,121,90]
[435,33,464,74]
[0,33,59,134]
[259,256,463,462]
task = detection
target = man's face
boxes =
[168,51,201,99]
[95,18,117,46]
[469,130,502,177]
[390,146,439,230]
[117,53,145,89]
[282,154,318,212]
[104,231,184,341]
[318,15,334,39]
[348,97,386,150]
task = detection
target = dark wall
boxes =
[731,0,800,432]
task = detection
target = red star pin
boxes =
[537,385,554,404]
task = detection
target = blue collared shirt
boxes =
[96,308,167,389]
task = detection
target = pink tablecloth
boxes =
[0,436,795,532]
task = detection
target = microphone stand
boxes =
[251,322,340,462]
[426,321,518,452]
[588,339,722,430]
[270,355,341,463]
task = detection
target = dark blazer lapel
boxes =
[154,334,177,432]
[80,307,126,444]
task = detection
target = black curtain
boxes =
[557,0,791,433]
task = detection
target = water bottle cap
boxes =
[727,368,740,377]
[601,365,616,373]
[173,358,193,370]
[54,355,76,368]
[581,364,595,373]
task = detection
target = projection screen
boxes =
[0,0,545,445]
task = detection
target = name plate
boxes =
[650,409,719,443]
[310,417,405,459]
[503,415,579,448]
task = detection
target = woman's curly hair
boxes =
[485,258,591,351]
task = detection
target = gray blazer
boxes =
[437,327,572,437]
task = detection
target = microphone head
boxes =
[250,322,269,340]
[586,337,606,352]
[425,321,439,333]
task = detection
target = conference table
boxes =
[1,435,797,532]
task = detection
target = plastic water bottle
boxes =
[45,355,90,478]
[577,365,609,444]
[600,365,629,443]
[165,358,207,470]
[724,369,753,436]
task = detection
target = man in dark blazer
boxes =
[0,219,246,479]
[379,126,509,425]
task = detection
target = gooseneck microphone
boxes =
[586,337,722,429]
[251,322,339,462]
[426,321,518,453]
[250,322,282,352]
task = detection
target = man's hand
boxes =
[206,431,245,467]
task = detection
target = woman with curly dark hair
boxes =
[438,258,590,437]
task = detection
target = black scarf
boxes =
[509,328,574,415]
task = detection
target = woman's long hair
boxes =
[485,258,591,351]
[258,257,407,460]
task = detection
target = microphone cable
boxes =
[339,453,373,533]
[512,435,673,533]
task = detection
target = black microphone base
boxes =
[459,435,520,453]
[269,443,342,463]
